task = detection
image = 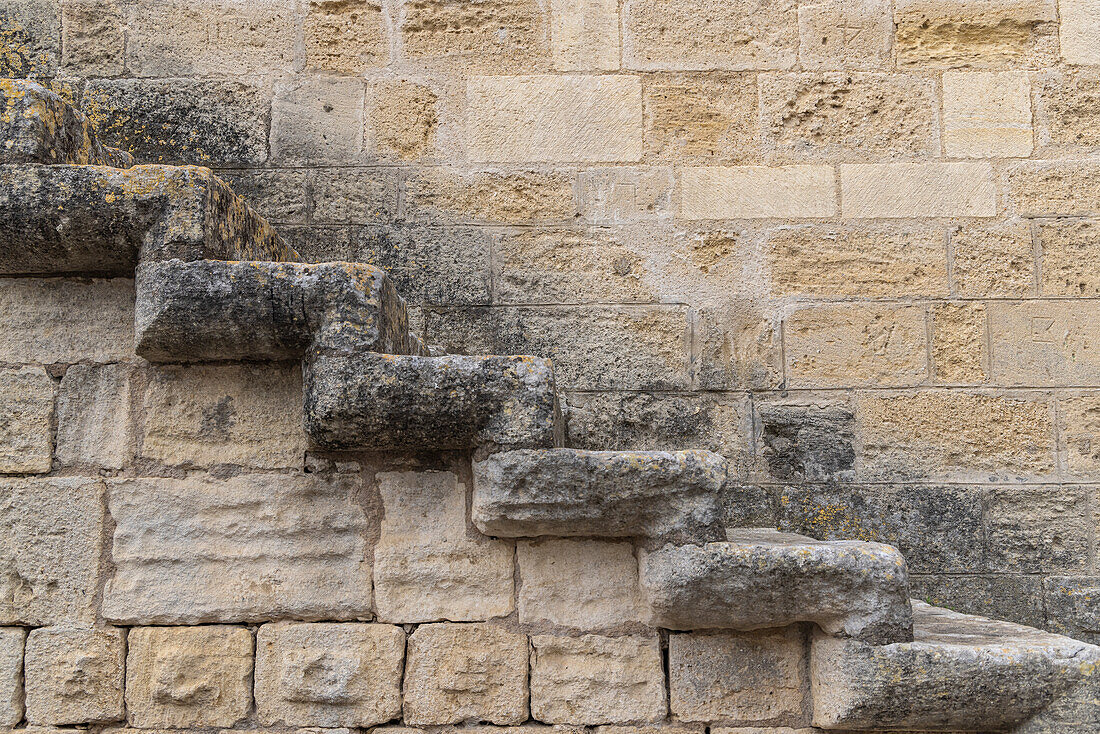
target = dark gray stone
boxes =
[1044,577,1100,645]
[757,401,856,482]
[911,574,1047,630]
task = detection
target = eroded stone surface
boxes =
[0,629,23,727]
[56,364,133,470]
[24,627,125,725]
[0,366,55,474]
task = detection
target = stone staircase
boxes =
[2,78,1099,733]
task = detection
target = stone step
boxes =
[812,601,1100,732]
[471,448,726,543]
[639,529,913,644]
[304,353,563,453]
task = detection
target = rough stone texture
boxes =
[951,221,1034,298]
[367,80,439,161]
[24,627,125,725]
[669,628,806,724]
[580,167,674,223]
[1059,396,1100,478]
[310,168,398,224]
[1060,0,1100,64]
[693,304,798,393]
[642,74,758,163]
[1007,160,1100,216]
[797,0,892,69]
[1045,576,1100,644]
[989,302,1100,385]
[0,478,103,625]
[943,71,1033,157]
[1038,219,1100,295]
[373,470,514,623]
[931,302,988,384]
[0,629,23,727]
[0,0,58,77]
[680,166,836,219]
[639,529,912,644]
[125,626,253,729]
[986,485,1090,573]
[623,0,797,70]
[517,539,644,629]
[256,623,404,727]
[811,602,1100,731]
[55,364,132,470]
[102,474,372,624]
[406,169,576,225]
[467,75,642,163]
[1035,70,1100,150]
[218,168,311,224]
[531,634,666,724]
[400,0,549,72]
[403,624,529,726]
[840,162,997,218]
[61,0,124,76]
[472,448,725,542]
[305,0,387,72]
[304,353,561,451]
[756,401,856,483]
[551,0,618,70]
[0,366,54,474]
[271,78,364,164]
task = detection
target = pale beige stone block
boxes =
[305,0,387,72]
[367,80,438,161]
[256,623,404,727]
[951,221,1035,298]
[400,0,549,73]
[373,471,514,623]
[580,168,674,224]
[24,627,125,725]
[680,166,836,219]
[932,303,989,384]
[1060,0,1100,64]
[56,364,132,470]
[125,626,252,728]
[1035,69,1100,149]
[0,366,54,474]
[943,72,1033,157]
[989,301,1100,385]
[551,0,619,70]
[0,478,104,625]
[271,78,364,164]
[798,0,892,69]
[0,629,24,727]
[1007,161,1100,216]
[785,305,928,388]
[518,539,643,629]
[1039,219,1100,295]
[467,75,642,163]
[407,169,577,225]
[669,628,806,723]
[642,74,758,164]
[841,163,996,218]
[61,0,124,75]
[1058,395,1100,478]
[403,623,528,725]
[531,634,666,724]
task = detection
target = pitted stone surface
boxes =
[811,602,1100,731]
[472,448,725,542]
[103,474,372,624]
[304,353,561,451]
[24,626,125,725]
[639,529,912,644]
[0,366,55,474]
[0,628,24,727]
[256,622,404,727]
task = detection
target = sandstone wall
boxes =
[3,0,1100,639]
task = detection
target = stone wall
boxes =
[3,0,1100,639]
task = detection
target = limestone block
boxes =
[1035,70,1100,149]
[951,221,1034,298]
[401,0,549,72]
[467,75,642,163]
[986,486,1089,573]
[914,574,1046,630]
[517,539,643,629]
[1038,219,1100,295]
[404,624,528,725]
[305,0,386,72]
[219,168,311,224]
[640,530,913,644]
[680,166,836,219]
[256,623,404,727]
[943,71,1033,157]
[367,80,439,161]
[102,474,372,624]
[669,628,805,724]
[473,449,724,542]
[642,74,758,163]
[373,470,513,623]
[856,391,1055,480]
[894,0,1058,68]
[551,0,618,70]
[931,303,988,384]
[271,78,364,164]
[0,478,104,625]
[811,602,1100,730]
[784,304,928,388]
[0,0,58,77]
[1044,576,1100,644]
[0,278,133,363]
[126,626,252,728]
[24,627,125,725]
[0,629,24,727]
[56,364,132,470]
[756,401,857,483]
[766,225,947,298]
[989,302,1100,385]
[797,0,892,69]
[840,163,996,218]
[690,305,784,392]
[304,353,561,451]
[83,79,270,166]
[622,0,796,71]
[406,169,576,225]
[140,364,306,470]
[579,167,673,224]
[0,367,54,474]
[61,0,124,75]
[311,168,398,224]
[1056,396,1100,478]
[1007,161,1100,216]
[760,73,938,161]
[530,634,666,724]
[1061,0,1100,64]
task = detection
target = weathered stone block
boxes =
[551,0,618,70]
[401,0,549,72]
[305,0,387,72]
[0,0,58,78]
[680,166,836,219]
[691,304,784,392]
[271,78,364,164]
[61,0,123,75]
[931,303,988,384]
[367,80,439,161]
[943,71,1033,157]
[311,168,398,224]
[951,221,1034,298]
[406,169,576,225]
[0,367,54,474]
[669,628,805,724]
[784,305,928,388]
[1058,396,1100,478]
[126,626,252,728]
[256,623,404,727]
[473,448,724,542]
[1038,219,1100,295]
[467,75,642,163]
[56,364,132,470]
[24,627,125,725]
[797,0,892,69]
[986,486,1089,573]
[373,471,514,624]
[640,530,912,644]
[0,478,103,625]
[912,574,1045,629]
[103,474,372,624]
[1007,161,1100,216]
[1060,0,1100,64]
[1035,70,1100,150]
[756,401,856,483]
[0,629,23,727]
[642,74,758,163]
[218,168,311,224]
[840,163,996,218]
[531,634,666,724]
[1044,576,1100,644]
[404,624,529,725]
[622,0,796,71]
[989,302,1100,385]
[580,167,673,223]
